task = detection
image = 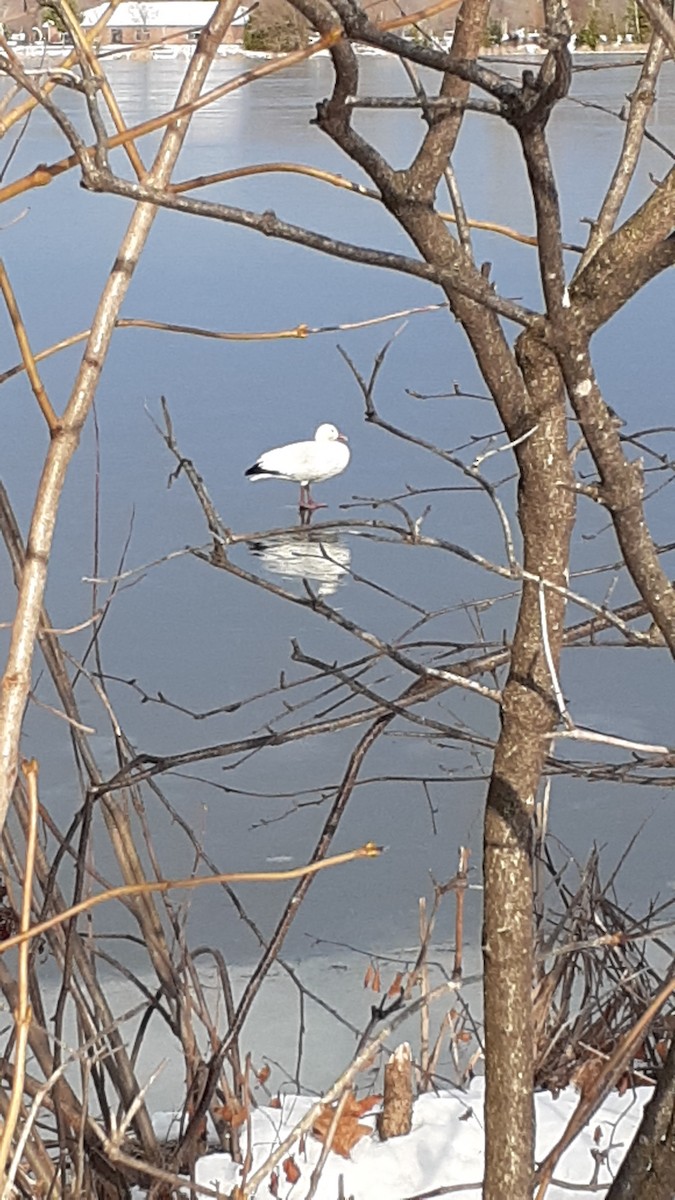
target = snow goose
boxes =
[245,423,350,511]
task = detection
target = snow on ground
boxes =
[191,1078,650,1198]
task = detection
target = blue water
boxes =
[0,52,673,979]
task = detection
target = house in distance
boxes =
[80,1,248,45]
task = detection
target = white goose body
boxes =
[245,423,350,511]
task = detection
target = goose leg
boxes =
[300,485,327,512]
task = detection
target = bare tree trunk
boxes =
[606,1036,675,1200]
[482,339,575,1198]
[305,4,574,1191]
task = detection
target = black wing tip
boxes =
[245,464,283,478]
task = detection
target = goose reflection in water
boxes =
[248,531,351,597]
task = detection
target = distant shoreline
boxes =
[481,41,650,57]
[4,39,652,64]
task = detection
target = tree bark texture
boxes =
[481,337,576,1198]
[606,1036,675,1200]
[377,1043,414,1140]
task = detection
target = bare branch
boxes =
[0,0,246,828]
[0,844,381,956]
[578,31,668,269]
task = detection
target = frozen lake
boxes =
[0,52,673,1089]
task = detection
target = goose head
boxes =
[315,423,348,443]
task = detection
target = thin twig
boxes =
[0,259,58,431]
[0,758,39,1181]
[0,844,382,955]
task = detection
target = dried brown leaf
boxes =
[387,971,404,997]
[311,1090,381,1158]
[214,1100,248,1129]
[350,1093,382,1118]
[283,1155,301,1183]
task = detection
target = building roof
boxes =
[81,1,246,28]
